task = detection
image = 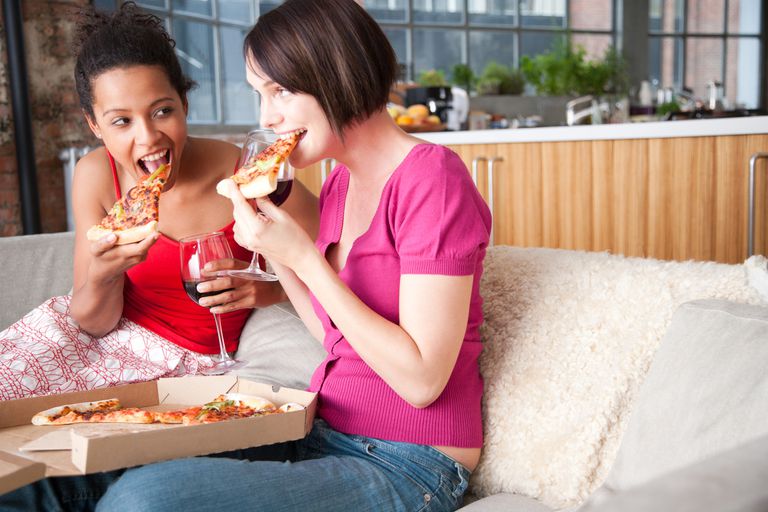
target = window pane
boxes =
[367,0,408,23]
[218,0,254,24]
[259,0,283,15]
[728,0,761,34]
[172,0,212,17]
[412,28,464,78]
[413,0,465,24]
[649,36,683,88]
[220,26,257,124]
[382,27,408,78]
[519,31,563,59]
[468,0,516,27]
[687,0,725,33]
[569,0,611,30]
[520,0,565,28]
[173,18,217,122]
[572,33,612,60]
[685,37,723,99]
[136,0,167,9]
[649,0,683,32]
[725,37,760,108]
[469,30,515,75]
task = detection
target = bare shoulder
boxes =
[72,146,114,212]
[186,137,240,178]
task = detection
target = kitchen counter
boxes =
[416,116,768,145]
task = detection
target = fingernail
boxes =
[203,263,212,271]
[106,233,117,242]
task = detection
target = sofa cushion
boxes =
[471,247,764,509]
[579,432,768,512]
[595,299,768,493]
[458,493,553,512]
[233,301,325,390]
[0,232,75,331]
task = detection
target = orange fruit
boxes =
[406,104,429,121]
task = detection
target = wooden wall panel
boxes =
[611,139,649,257]
[541,141,593,251]
[497,142,543,247]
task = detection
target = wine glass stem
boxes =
[211,312,229,361]
[247,252,261,272]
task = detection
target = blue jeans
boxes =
[0,419,471,511]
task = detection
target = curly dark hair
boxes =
[74,1,195,119]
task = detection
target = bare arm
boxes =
[260,178,324,341]
[69,150,158,337]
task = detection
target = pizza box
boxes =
[0,375,316,495]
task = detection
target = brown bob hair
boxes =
[243,0,398,136]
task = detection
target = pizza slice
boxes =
[218,130,302,199]
[86,163,168,245]
[32,398,122,425]
[183,393,277,425]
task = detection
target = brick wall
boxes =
[0,0,97,236]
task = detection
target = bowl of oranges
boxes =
[388,103,446,133]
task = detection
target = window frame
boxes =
[647,0,766,109]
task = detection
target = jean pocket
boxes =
[449,463,470,501]
[363,443,437,497]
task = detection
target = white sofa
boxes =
[2,232,768,511]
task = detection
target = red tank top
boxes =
[109,152,252,354]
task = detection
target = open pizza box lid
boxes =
[0,376,316,496]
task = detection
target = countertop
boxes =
[415,116,768,145]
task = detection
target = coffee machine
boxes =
[404,86,468,131]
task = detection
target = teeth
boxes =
[278,129,306,140]
[141,150,167,162]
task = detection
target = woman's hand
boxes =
[87,232,159,284]
[217,179,317,275]
[196,259,286,313]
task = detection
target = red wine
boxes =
[183,280,219,305]
[269,179,293,206]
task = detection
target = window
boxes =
[648,0,763,108]
[132,0,272,131]
[372,0,617,82]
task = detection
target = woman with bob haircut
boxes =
[0,1,490,510]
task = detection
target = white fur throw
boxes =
[472,246,765,509]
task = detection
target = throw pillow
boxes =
[233,302,326,390]
[596,299,768,492]
[580,432,768,512]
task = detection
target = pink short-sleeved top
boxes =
[308,143,492,447]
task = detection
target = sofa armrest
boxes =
[578,433,768,512]
[0,232,75,330]
[459,493,554,512]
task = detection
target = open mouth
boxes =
[278,129,306,142]
[138,150,171,175]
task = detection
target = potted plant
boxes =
[476,61,525,96]
[451,63,475,94]
[417,69,449,87]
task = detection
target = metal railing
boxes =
[58,146,96,231]
[748,152,768,257]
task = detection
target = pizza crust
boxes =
[86,220,158,245]
[236,173,278,199]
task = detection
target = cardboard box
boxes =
[0,375,316,495]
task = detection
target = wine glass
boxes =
[223,129,295,281]
[179,231,244,375]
